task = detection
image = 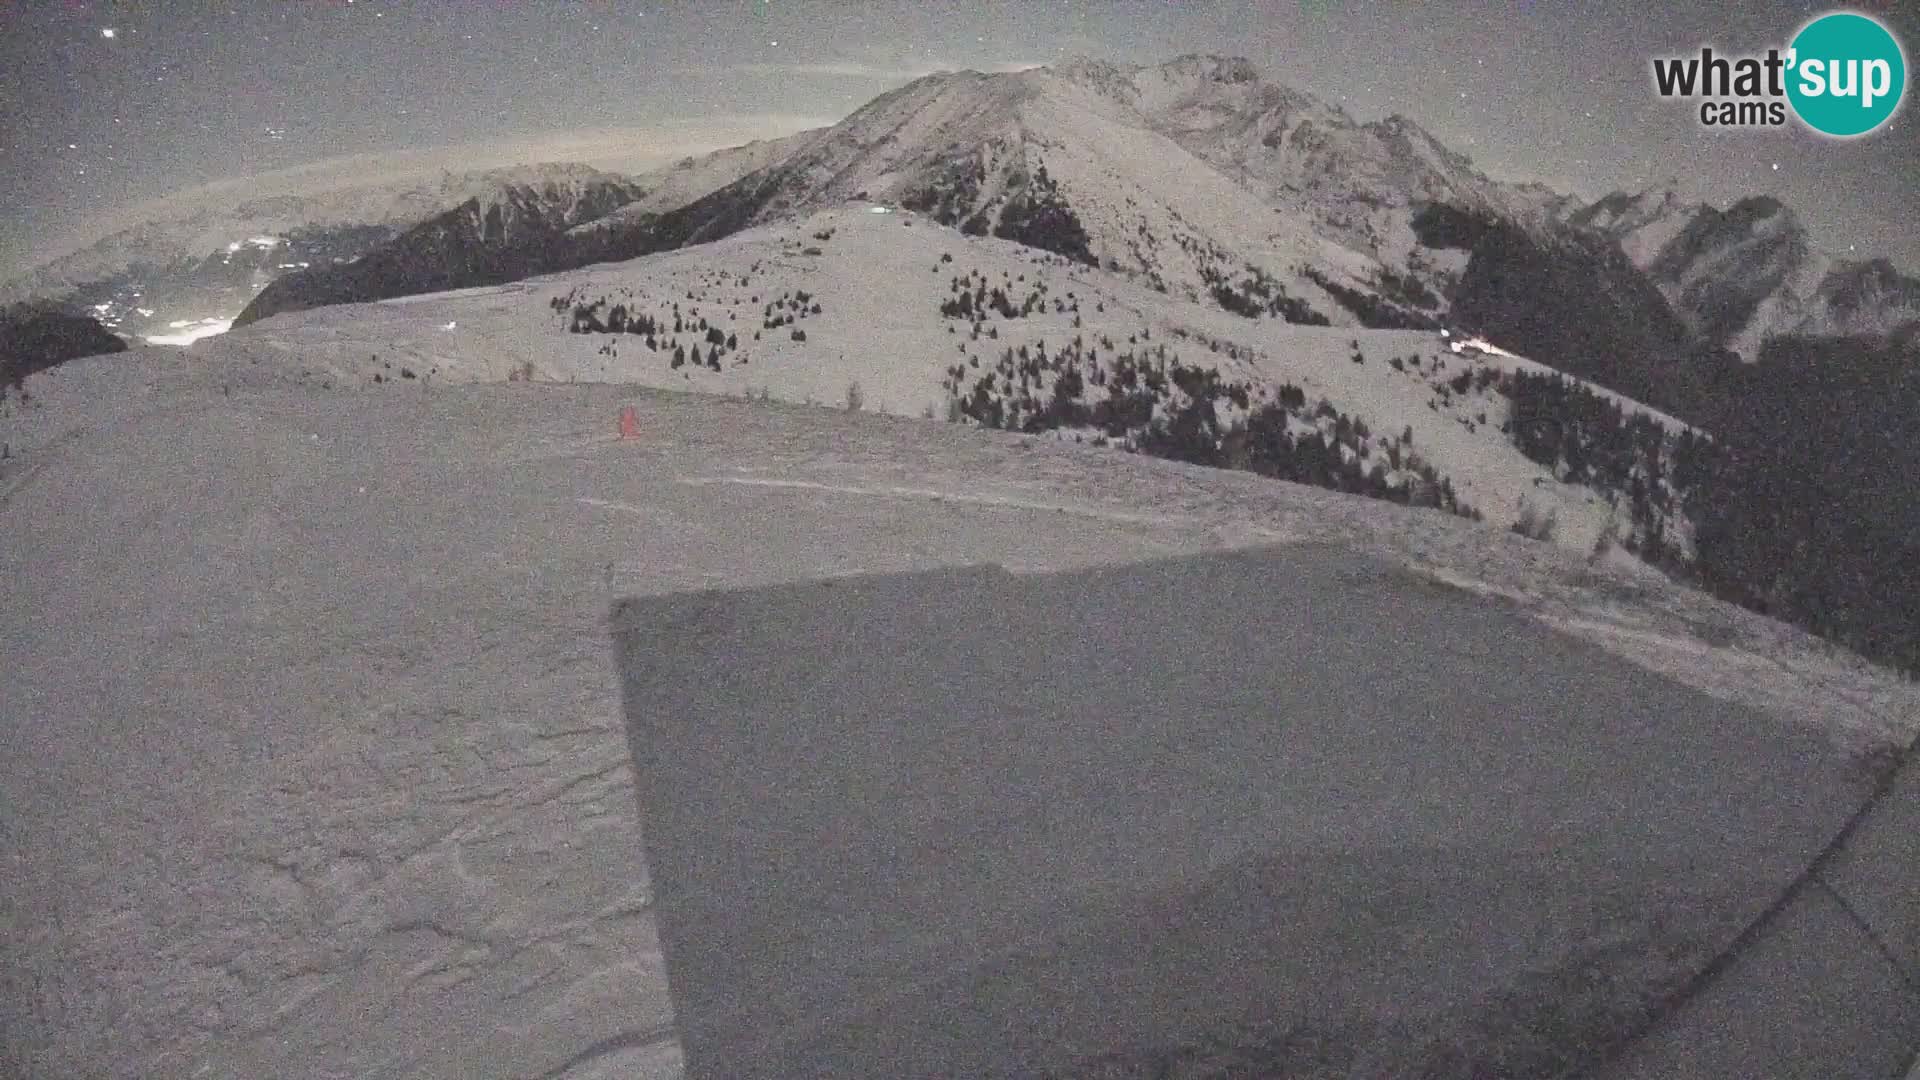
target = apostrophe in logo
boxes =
[1650,9,1907,137]
[1785,11,1906,137]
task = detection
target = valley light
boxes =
[145,318,233,346]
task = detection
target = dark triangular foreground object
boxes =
[610,548,1866,1079]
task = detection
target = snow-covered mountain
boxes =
[1569,189,1920,360]
[227,145,834,330]
[1091,54,1556,263]
[2,164,650,342]
[57,52,1911,382]
[19,54,1919,379]
[246,52,1882,415]
[568,131,818,235]
[1566,188,1711,269]
[245,55,1633,334]
[600,53,1626,322]
[233,166,646,327]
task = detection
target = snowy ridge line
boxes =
[659,476,1302,540]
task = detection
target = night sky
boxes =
[3,0,1917,276]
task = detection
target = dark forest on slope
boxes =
[1684,338,1920,674]
[1423,194,1920,677]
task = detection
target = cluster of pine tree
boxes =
[899,155,989,228]
[553,292,742,373]
[902,159,1097,265]
[936,268,1077,322]
[1494,369,1682,555]
[761,289,821,330]
[1370,267,1442,311]
[986,165,1098,267]
[1199,262,1330,325]
[1674,344,1920,675]
[1217,402,1475,516]
[1300,267,1441,330]
[1488,342,1920,677]
[1355,201,1920,674]
[939,336,1476,520]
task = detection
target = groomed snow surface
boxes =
[5,211,1917,1078]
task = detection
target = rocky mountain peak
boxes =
[1160,53,1262,83]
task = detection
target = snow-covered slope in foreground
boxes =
[206,206,1694,558]
[2,346,1914,1079]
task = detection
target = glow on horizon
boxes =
[145,317,233,346]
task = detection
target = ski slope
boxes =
[4,337,1915,1077]
[196,205,1694,559]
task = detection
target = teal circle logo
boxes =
[1786,11,1906,137]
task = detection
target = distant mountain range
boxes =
[1571,190,1920,358]
[230,166,646,326]
[222,56,1915,368]
[8,54,1917,387]
[0,164,649,342]
[12,55,1920,679]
